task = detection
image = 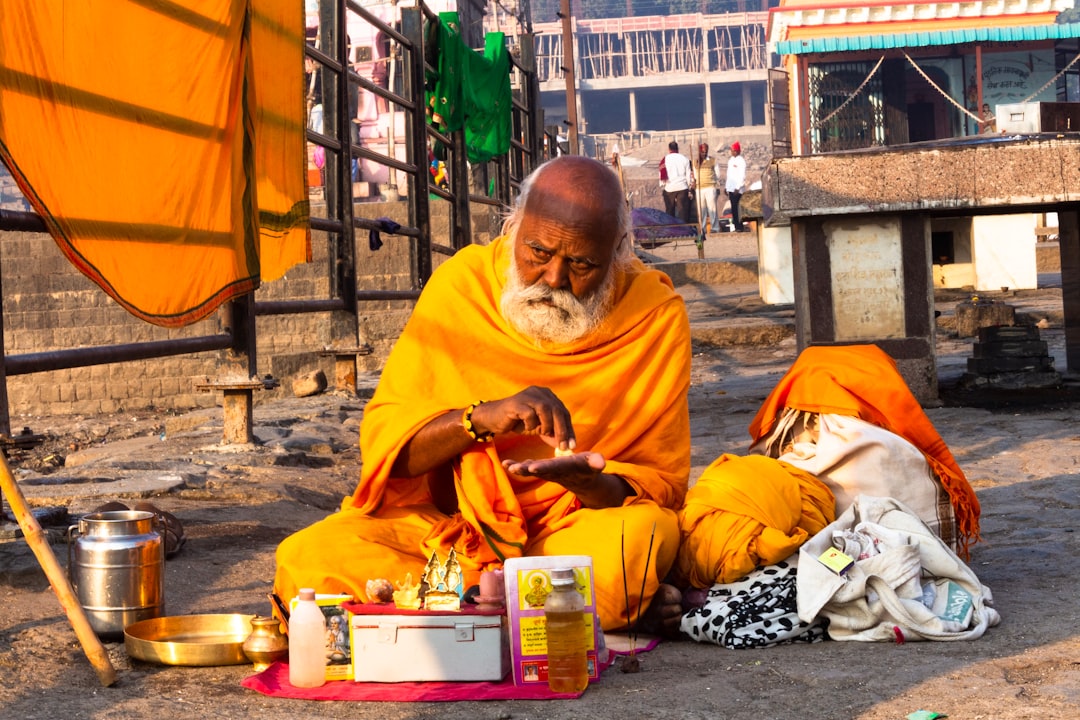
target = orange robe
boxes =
[748,344,981,558]
[276,236,691,630]
[674,453,835,588]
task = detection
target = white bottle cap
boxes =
[550,568,575,586]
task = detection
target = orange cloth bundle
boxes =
[0,0,309,326]
[748,344,981,558]
[675,453,835,588]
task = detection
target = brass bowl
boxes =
[124,614,252,666]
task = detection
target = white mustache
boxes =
[514,282,580,312]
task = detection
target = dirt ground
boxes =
[2,272,1079,719]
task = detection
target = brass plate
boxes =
[124,614,251,666]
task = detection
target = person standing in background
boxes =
[694,143,719,235]
[725,141,747,232]
[980,103,997,134]
[661,141,693,223]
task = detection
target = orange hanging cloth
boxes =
[0,0,309,326]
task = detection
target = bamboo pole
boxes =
[559,0,579,155]
[0,455,117,687]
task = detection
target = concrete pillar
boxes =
[742,82,753,126]
[704,81,713,127]
[791,213,938,403]
[576,91,585,137]
[629,90,638,132]
[1059,210,1080,374]
[758,224,794,305]
[971,214,1038,291]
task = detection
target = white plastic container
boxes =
[288,588,327,688]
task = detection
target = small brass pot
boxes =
[242,615,289,672]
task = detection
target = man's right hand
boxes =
[390,386,576,480]
[470,386,576,453]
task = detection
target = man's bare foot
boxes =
[638,583,683,638]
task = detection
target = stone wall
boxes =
[1,230,223,419]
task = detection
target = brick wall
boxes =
[0,198,508,419]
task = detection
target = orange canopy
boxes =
[0,0,310,326]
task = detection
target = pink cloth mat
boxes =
[242,661,584,701]
[241,636,660,702]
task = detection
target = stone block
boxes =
[966,355,1055,374]
[972,339,1048,358]
[978,324,1039,342]
[292,370,328,398]
[955,301,1015,338]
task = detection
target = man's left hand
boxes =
[502,452,633,508]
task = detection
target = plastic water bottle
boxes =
[288,588,326,688]
[544,568,589,693]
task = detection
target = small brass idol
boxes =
[421,549,463,611]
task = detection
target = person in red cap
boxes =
[725,141,747,232]
[695,142,719,235]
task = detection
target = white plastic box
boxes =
[996,102,1080,133]
[996,102,1040,133]
[351,609,510,682]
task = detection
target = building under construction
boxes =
[531,10,772,134]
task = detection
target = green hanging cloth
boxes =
[425,12,511,165]
[426,13,465,132]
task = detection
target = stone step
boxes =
[690,317,795,347]
[647,258,796,347]
[972,339,1049,358]
[652,258,759,287]
[967,355,1056,374]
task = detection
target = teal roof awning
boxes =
[774,22,1080,55]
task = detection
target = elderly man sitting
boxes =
[275,156,690,633]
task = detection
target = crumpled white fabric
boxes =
[796,495,1000,642]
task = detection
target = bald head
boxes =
[506,155,631,270]
[499,156,633,344]
[524,156,624,232]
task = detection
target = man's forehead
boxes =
[529,163,615,202]
[524,177,615,226]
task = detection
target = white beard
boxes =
[500,264,616,345]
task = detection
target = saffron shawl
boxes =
[748,344,981,557]
[353,236,691,575]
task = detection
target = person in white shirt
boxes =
[725,141,747,232]
[660,141,693,223]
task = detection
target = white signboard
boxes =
[828,219,905,341]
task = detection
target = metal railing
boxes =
[0,0,548,438]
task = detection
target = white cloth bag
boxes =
[752,411,957,549]
[796,495,1000,642]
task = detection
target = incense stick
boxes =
[620,519,633,645]
[633,521,657,641]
